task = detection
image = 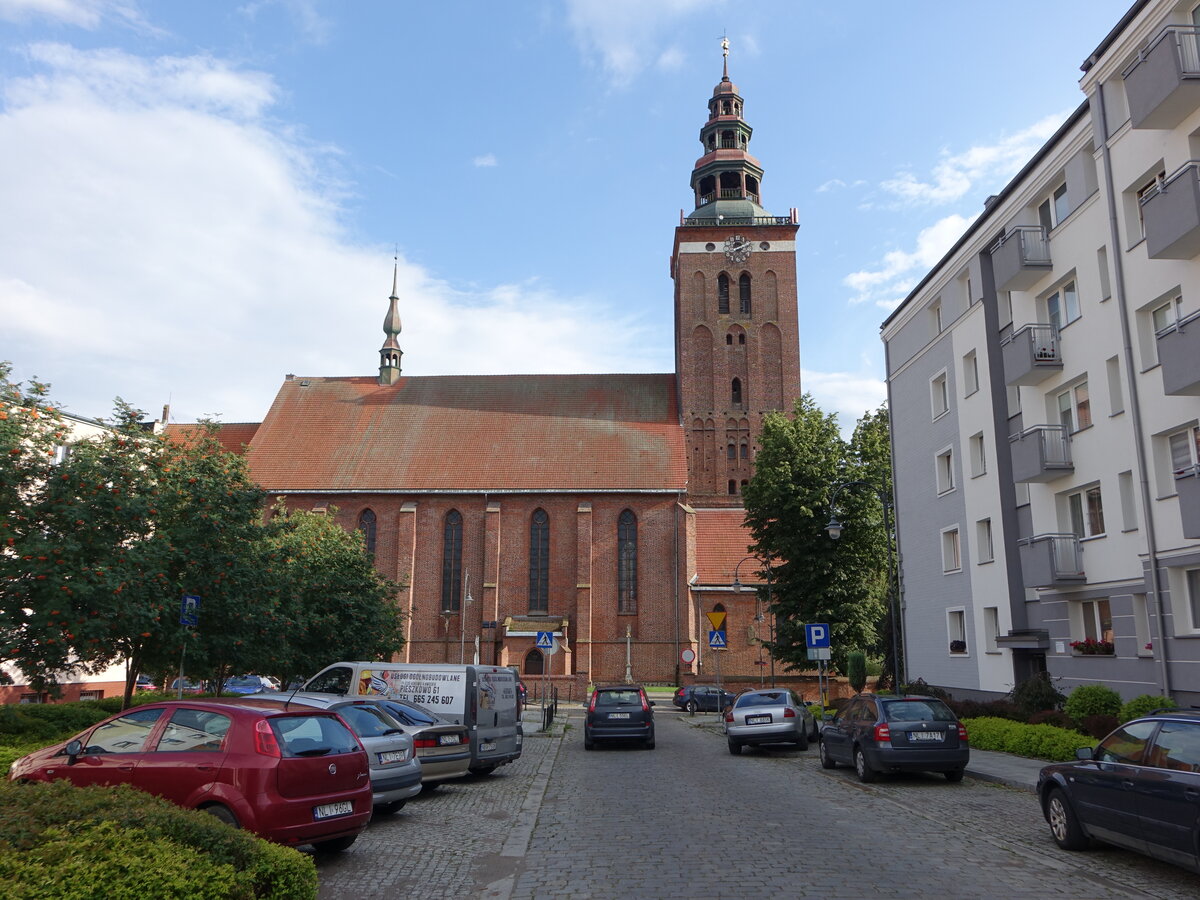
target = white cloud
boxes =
[0,44,657,424]
[564,0,720,86]
[842,214,973,308]
[472,153,498,168]
[0,0,157,32]
[881,113,1066,206]
[802,368,887,437]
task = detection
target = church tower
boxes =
[672,41,801,504]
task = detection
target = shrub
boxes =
[962,716,1093,762]
[901,678,951,700]
[1028,710,1073,729]
[0,781,317,899]
[949,698,1022,721]
[1080,714,1119,740]
[1064,684,1122,725]
[1119,694,1174,723]
[846,652,867,694]
[1009,672,1065,718]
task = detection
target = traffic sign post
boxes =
[805,623,832,708]
[680,648,696,665]
[177,594,201,699]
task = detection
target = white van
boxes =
[302,662,522,774]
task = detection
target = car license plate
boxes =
[378,750,405,764]
[608,712,630,719]
[439,734,461,745]
[313,801,353,820]
[479,741,497,752]
[909,731,943,742]
[746,715,771,725]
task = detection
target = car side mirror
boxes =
[648,700,656,706]
[64,739,82,764]
[1075,746,1095,761]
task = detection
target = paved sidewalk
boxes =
[964,747,1044,793]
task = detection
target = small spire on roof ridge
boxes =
[721,33,729,80]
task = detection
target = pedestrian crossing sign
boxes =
[708,629,727,649]
[536,631,554,649]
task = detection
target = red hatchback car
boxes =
[9,699,373,852]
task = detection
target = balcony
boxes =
[1156,309,1200,395]
[991,226,1052,292]
[1123,26,1200,130]
[1176,465,1200,538]
[1018,533,1085,588]
[1009,425,1073,483]
[1141,162,1200,259]
[1002,324,1062,385]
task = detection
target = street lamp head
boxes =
[824,518,844,540]
[731,578,742,593]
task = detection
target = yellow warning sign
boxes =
[706,611,726,630]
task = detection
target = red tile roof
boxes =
[245,374,687,493]
[693,508,762,586]
[164,422,260,455]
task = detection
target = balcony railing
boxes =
[1123,26,1200,130]
[1139,161,1200,259]
[1009,424,1073,483]
[1002,323,1062,385]
[1018,533,1085,588]
[991,226,1052,292]
[1176,464,1200,539]
[683,214,797,226]
[1156,308,1200,395]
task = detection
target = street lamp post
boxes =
[460,573,474,665]
[824,481,904,693]
[732,555,775,688]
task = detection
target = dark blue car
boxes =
[673,685,735,713]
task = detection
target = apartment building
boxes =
[882,0,1200,704]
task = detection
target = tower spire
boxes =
[378,257,403,385]
[721,33,729,81]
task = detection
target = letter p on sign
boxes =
[805,623,831,648]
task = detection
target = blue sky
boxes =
[0,0,1134,430]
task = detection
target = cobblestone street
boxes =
[316,708,1197,899]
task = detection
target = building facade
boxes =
[883,0,1200,703]
[228,50,804,692]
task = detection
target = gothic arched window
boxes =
[731,377,743,407]
[525,648,544,675]
[529,509,549,614]
[441,510,463,612]
[617,510,637,614]
[717,274,730,314]
[739,274,752,315]
[357,508,377,558]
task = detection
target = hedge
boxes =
[963,716,1093,762]
[0,781,317,900]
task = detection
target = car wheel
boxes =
[421,782,440,793]
[728,738,742,756]
[203,804,240,829]
[686,700,697,713]
[377,799,406,815]
[795,729,809,751]
[469,765,497,776]
[944,768,965,783]
[818,738,837,769]
[584,737,594,751]
[854,747,877,783]
[313,835,358,853]
[1046,788,1089,851]
[645,737,656,750]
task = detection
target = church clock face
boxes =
[724,234,752,264]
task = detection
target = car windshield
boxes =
[736,691,788,708]
[272,714,360,756]
[884,700,957,723]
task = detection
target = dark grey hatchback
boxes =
[585,685,655,750]
[819,693,969,782]
[1038,709,1200,872]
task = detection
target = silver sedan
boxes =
[724,689,814,755]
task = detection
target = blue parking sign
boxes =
[804,623,830,648]
[180,594,201,627]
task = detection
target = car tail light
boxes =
[413,737,438,749]
[588,693,598,713]
[724,709,734,723]
[254,720,281,757]
[783,708,796,718]
[640,693,650,712]
[958,722,969,742]
[873,722,891,743]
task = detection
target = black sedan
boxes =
[1038,708,1200,872]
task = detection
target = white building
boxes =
[882,0,1200,703]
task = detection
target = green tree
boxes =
[742,395,891,680]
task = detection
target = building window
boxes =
[1039,182,1069,231]
[984,607,1000,652]
[1152,296,1183,335]
[738,274,752,315]
[740,443,748,459]
[617,510,637,614]
[948,609,967,654]
[1079,598,1114,645]
[529,509,549,614]
[524,648,544,675]
[441,510,463,612]
[935,447,955,495]
[1057,381,1091,432]
[1106,356,1124,416]
[1133,593,1153,656]
[731,378,743,407]
[1169,424,1200,474]
[1066,485,1105,539]
[728,480,737,494]
[969,432,986,478]
[941,526,962,573]
[1135,172,1165,239]
[930,371,949,419]
[78,690,102,701]
[52,443,73,465]
[726,333,733,345]
[930,300,943,335]
[738,332,745,345]
[1046,281,1080,331]
[976,518,994,564]
[357,508,377,558]
[962,351,978,397]
[717,273,730,314]
[1119,470,1138,532]
[727,443,736,460]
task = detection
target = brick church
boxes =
[229,48,802,693]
